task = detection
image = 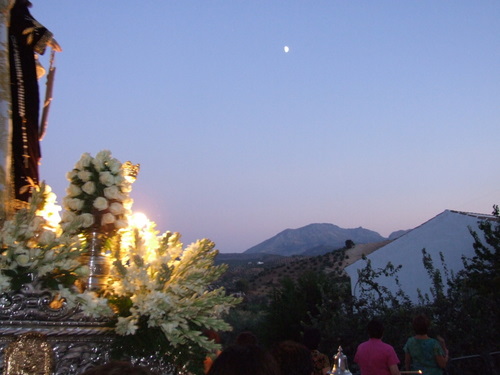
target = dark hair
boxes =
[236,331,258,346]
[79,361,157,375]
[207,345,280,375]
[271,340,313,375]
[412,314,430,335]
[367,319,384,339]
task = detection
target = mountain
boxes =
[388,229,410,240]
[244,223,386,256]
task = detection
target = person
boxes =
[271,340,314,375]
[79,361,158,375]
[403,314,449,375]
[8,0,61,203]
[302,328,331,375]
[354,319,400,375]
[207,344,280,375]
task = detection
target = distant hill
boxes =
[388,229,410,240]
[216,240,391,297]
[244,223,386,256]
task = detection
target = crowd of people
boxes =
[79,314,448,375]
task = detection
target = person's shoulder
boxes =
[403,336,415,351]
[357,340,370,348]
[378,340,396,351]
[405,336,416,344]
[428,337,442,348]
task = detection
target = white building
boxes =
[344,210,493,302]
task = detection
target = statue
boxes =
[7,0,60,206]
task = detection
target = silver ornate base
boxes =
[0,282,114,375]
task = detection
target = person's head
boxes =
[412,314,431,335]
[236,331,258,347]
[79,361,157,375]
[271,340,313,375]
[367,319,384,339]
[207,345,280,375]
[302,327,321,351]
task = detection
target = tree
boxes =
[464,205,500,297]
[260,271,349,349]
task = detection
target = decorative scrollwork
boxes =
[0,282,115,374]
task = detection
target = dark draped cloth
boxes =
[8,0,52,202]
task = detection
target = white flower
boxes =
[16,253,30,267]
[77,170,92,182]
[121,181,132,193]
[38,230,56,245]
[75,152,92,170]
[66,170,77,180]
[93,150,111,170]
[60,210,76,223]
[28,216,45,233]
[77,291,114,318]
[0,274,11,293]
[82,181,96,195]
[101,213,116,226]
[95,150,112,161]
[93,197,109,211]
[99,171,115,187]
[114,219,128,229]
[80,213,95,228]
[2,233,15,246]
[43,249,55,262]
[109,202,124,216]
[114,174,125,185]
[103,185,121,200]
[66,184,82,197]
[116,316,139,335]
[67,198,84,211]
[108,159,122,174]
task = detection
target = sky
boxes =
[29,1,500,253]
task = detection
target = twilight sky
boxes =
[32,1,500,253]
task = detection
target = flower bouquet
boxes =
[105,220,241,374]
[0,183,112,317]
[61,150,135,291]
[61,150,133,235]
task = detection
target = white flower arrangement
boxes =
[107,221,240,347]
[0,183,111,317]
[61,150,132,235]
[105,218,241,373]
[0,151,240,374]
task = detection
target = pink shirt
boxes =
[354,338,400,375]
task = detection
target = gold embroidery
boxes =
[3,332,53,375]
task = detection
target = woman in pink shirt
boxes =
[354,319,401,375]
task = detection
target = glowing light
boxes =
[130,212,148,229]
[284,46,289,53]
[36,186,62,232]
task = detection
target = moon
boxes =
[284,46,289,53]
